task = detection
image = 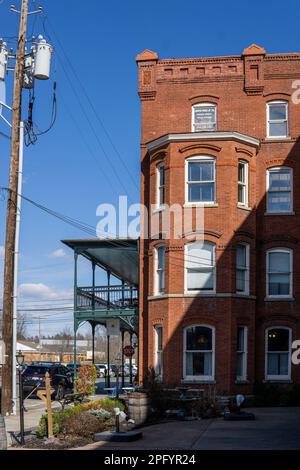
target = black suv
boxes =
[22,363,73,400]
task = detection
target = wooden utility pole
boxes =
[1,0,29,415]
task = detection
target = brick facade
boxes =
[137,45,300,394]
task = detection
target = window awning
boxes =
[62,238,139,286]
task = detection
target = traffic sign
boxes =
[123,345,135,358]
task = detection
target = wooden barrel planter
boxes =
[127,392,149,426]
[0,416,7,450]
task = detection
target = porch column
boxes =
[107,271,111,309]
[129,332,133,385]
[107,334,110,388]
[121,330,125,388]
[91,323,96,365]
[73,250,78,389]
[92,261,96,311]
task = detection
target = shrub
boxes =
[76,364,97,396]
[36,397,124,438]
[61,411,107,437]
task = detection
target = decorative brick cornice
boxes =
[260,235,299,245]
[235,147,255,158]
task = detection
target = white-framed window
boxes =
[154,325,163,378]
[236,326,248,381]
[238,161,249,207]
[267,167,293,213]
[156,163,165,207]
[192,103,217,132]
[236,244,250,295]
[154,245,165,295]
[183,325,215,381]
[186,156,215,204]
[267,101,288,138]
[265,327,291,381]
[185,241,216,293]
[266,248,293,298]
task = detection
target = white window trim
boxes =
[184,241,216,294]
[154,325,163,379]
[185,155,216,206]
[237,160,249,208]
[265,326,292,381]
[236,326,248,381]
[183,324,215,382]
[156,162,165,208]
[236,243,250,296]
[266,166,293,214]
[266,248,293,299]
[192,102,217,133]
[154,245,166,296]
[266,100,289,139]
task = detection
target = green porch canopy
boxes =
[62,238,139,286]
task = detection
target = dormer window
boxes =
[192,103,217,132]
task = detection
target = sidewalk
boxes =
[4,399,60,447]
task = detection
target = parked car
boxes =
[22,363,73,400]
[95,364,107,378]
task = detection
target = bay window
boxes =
[236,244,250,295]
[238,161,249,206]
[154,245,165,295]
[236,326,248,381]
[186,156,215,204]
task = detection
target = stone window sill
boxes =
[237,205,252,212]
[264,297,294,302]
[264,211,295,216]
[183,203,219,208]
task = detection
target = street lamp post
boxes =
[16,350,25,445]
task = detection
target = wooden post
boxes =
[45,372,53,438]
[1,0,29,416]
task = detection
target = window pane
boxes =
[157,247,165,269]
[187,242,214,267]
[269,170,291,191]
[268,192,291,212]
[238,163,245,183]
[236,269,245,292]
[159,165,165,186]
[194,106,216,131]
[238,184,245,204]
[269,252,290,272]
[187,268,214,290]
[188,183,214,202]
[269,122,288,137]
[268,328,289,351]
[186,352,212,376]
[186,326,212,351]
[236,352,244,377]
[188,162,214,182]
[237,327,245,351]
[269,104,287,121]
[269,273,290,295]
[267,353,288,376]
[237,245,246,267]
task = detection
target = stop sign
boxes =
[123,345,135,358]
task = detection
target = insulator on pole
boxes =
[23,54,34,89]
[33,35,53,81]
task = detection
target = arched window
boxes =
[183,325,215,380]
[267,100,288,138]
[266,248,293,298]
[154,245,166,295]
[267,167,293,214]
[185,241,216,292]
[192,103,217,132]
[265,327,291,380]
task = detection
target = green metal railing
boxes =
[76,285,138,311]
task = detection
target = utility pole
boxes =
[1,0,29,415]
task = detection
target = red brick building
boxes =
[137,44,300,395]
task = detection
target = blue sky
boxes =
[0,0,299,336]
